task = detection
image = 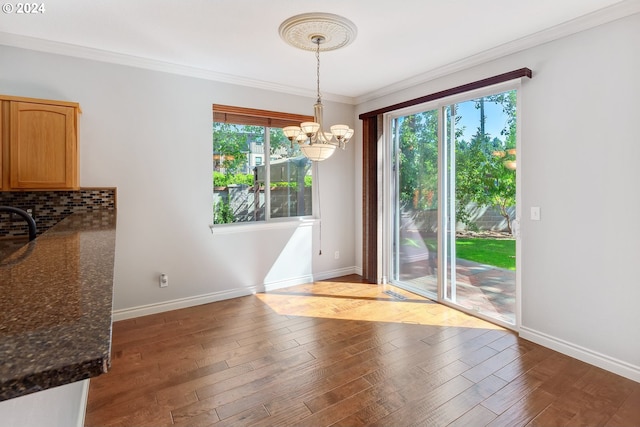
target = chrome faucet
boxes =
[0,206,38,241]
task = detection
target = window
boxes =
[213,105,314,224]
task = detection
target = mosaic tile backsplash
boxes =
[0,188,116,238]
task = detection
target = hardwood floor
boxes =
[85,276,640,426]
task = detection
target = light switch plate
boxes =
[531,207,541,221]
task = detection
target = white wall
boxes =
[0,380,89,427]
[0,45,356,315]
[355,13,640,381]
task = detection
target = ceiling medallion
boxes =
[279,12,357,52]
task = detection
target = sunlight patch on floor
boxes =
[256,280,504,330]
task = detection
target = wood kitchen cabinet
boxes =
[1,95,80,190]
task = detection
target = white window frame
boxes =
[212,107,317,232]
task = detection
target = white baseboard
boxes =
[263,267,359,292]
[519,326,640,383]
[112,286,262,321]
[113,267,359,321]
[312,266,359,281]
[264,274,314,292]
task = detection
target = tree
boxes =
[397,111,439,210]
[213,123,263,176]
[213,199,235,224]
[454,91,517,233]
[455,131,492,228]
[482,91,517,233]
[392,90,518,234]
[269,127,290,155]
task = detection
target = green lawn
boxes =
[402,236,516,270]
[456,238,515,270]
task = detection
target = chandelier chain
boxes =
[316,38,321,103]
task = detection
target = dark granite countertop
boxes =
[0,237,29,262]
[0,210,116,401]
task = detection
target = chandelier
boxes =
[279,13,357,162]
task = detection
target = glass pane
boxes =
[213,123,265,223]
[446,91,517,324]
[265,128,312,219]
[391,110,439,297]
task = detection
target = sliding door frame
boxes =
[377,80,524,330]
[361,69,531,286]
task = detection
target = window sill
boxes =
[209,218,318,235]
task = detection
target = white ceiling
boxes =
[0,0,637,103]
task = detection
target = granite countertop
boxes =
[0,237,30,262]
[0,210,116,401]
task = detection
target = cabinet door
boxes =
[9,101,77,189]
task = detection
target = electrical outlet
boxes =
[334,251,340,259]
[159,273,168,288]
[10,206,35,220]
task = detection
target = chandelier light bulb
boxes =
[319,131,334,144]
[283,126,302,141]
[301,121,320,137]
[344,128,354,140]
[330,124,350,139]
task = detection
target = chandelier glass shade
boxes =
[279,15,357,162]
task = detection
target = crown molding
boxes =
[355,0,640,105]
[0,0,637,107]
[0,31,355,105]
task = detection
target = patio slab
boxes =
[399,258,516,324]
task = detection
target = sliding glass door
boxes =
[390,109,439,298]
[388,87,518,327]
